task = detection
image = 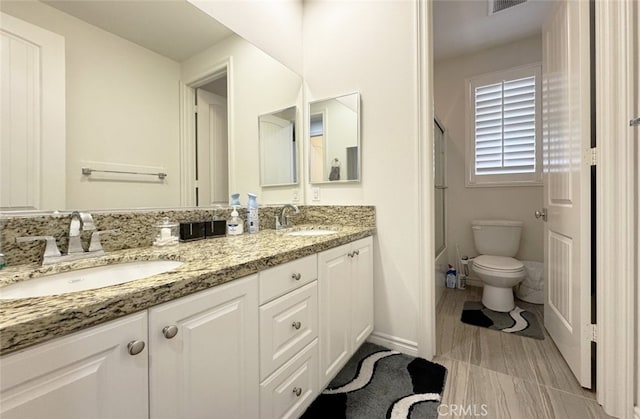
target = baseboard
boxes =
[366,331,418,357]
[464,278,483,287]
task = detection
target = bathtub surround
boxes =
[0,205,375,267]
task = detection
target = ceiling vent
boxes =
[488,0,528,15]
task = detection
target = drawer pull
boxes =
[127,340,145,356]
[162,325,179,339]
[292,387,303,397]
[291,272,302,281]
[292,321,302,330]
[354,249,360,256]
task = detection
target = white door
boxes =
[149,275,259,419]
[0,313,149,419]
[541,0,592,388]
[259,114,295,185]
[196,88,228,206]
[0,12,65,210]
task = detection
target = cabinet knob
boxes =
[162,325,179,339]
[292,321,302,330]
[354,249,360,256]
[292,387,302,397]
[127,340,145,356]
[347,251,354,258]
[291,272,302,281]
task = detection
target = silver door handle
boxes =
[630,117,640,126]
[534,209,547,221]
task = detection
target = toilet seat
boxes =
[474,255,524,273]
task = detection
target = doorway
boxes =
[179,62,231,208]
[430,0,593,394]
[194,74,228,206]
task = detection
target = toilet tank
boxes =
[472,220,523,257]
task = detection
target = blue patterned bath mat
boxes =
[461,301,544,340]
[301,342,447,419]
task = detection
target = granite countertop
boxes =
[0,225,374,355]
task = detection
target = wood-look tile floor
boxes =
[435,286,614,419]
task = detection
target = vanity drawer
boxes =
[260,339,318,419]
[260,281,318,380]
[259,254,317,304]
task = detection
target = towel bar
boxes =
[81,167,167,180]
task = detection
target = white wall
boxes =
[181,34,303,205]
[188,0,303,76]
[304,0,422,352]
[434,35,544,266]
[1,1,182,210]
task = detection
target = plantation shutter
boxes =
[474,75,536,175]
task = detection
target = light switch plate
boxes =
[312,187,320,201]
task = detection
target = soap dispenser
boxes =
[227,207,244,236]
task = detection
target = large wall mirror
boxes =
[259,106,298,187]
[308,93,361,184]
[0,0,302,212]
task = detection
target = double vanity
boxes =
[0,207,375,419]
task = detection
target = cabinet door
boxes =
[149,275,259,419]
[0,312,148,419]
[318,244,352,389]
[350,237,374,349]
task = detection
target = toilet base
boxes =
[482,284,515,312]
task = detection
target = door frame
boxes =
[595,1,637,418]
[417,0,638,417]
[179,57,233,207]
[417,0,436,359]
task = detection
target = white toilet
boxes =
[471,220,526,312]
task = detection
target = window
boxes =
[466,64,542,187]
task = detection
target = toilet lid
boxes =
[474,255,524,273]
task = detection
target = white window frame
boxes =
[465,63,542,187]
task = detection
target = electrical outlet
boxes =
[292,189,299,202]
[312,187,320,201]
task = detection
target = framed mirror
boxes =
[308,92,360,184]
[0,0,302,212]
[258,106,298,187]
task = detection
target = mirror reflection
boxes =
[308,93,360,184]
[259,106,297,187]
[0,0,302,212]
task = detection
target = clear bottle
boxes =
[226,207,244,236]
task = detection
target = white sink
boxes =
[0,260,184,300]
[284,229,337,237]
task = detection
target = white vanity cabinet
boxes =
[0,234,374,419]
[148,274,259,419]
[0,312,149,419]
[318,236,374,388]
[258,255,319,419]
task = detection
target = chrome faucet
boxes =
[68,211,96,254]
[16,211,117,265]
[277,204,300,229]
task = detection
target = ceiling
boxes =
[42,0,234,62]
[433,0,556,62]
